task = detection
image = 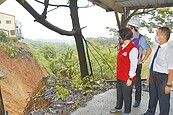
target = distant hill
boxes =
[22,37,75,44]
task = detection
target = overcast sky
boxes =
[0,0,117,41]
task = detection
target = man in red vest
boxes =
[110,28,138,115]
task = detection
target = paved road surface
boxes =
[71,89,173,115]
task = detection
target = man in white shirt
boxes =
[142,27,173,115]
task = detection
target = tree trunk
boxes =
[69,0,89,78]
[114,9,130,29]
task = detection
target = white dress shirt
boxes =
[149,43,173,74]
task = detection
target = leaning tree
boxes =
[16,0,89,78]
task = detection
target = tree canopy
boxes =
[140,7,173,33]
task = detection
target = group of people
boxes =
[110,18,173,115]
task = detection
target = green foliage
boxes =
[49,59,60,75]
[34,91,41,101]
[25,37,118,80]
[3,42,18,57]
[24,38,117,97]
[0,31,8,42]
[30,48,52,74]
[25,40,77,76]
[107,7,173,44]
[87,37,118,48]
[49,47,78,77]
[23,39,49,49]
[71,75,105,95]
[9,36,20,42]
[71,101,79,110]
[80,76,93,95]
[86,39,117,80]
[106,27,119,38]
[71,73,82,90]
[140,7,173,33]
[0,31,21,58]
[81,76,93,89]
[143,35,153,45]
[56,85,69,99]
[39,45,57,61]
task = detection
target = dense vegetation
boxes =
[24,37,118,80]
[22,37,120,114]
[0,30,150,91]
[24,37,150,79]
[24,37,152,114]
[0,31,151,114]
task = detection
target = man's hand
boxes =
[138,60,144,65]
[165,85,171,94]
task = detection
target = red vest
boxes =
[116,41,136,82]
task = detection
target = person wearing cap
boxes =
[110,28,138,115]
[127,18,152,107]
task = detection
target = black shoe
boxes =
[133,100,140,107]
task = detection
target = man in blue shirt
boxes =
[127,18,152,107]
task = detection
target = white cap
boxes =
[127,18,140,29]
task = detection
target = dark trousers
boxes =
[134,64,142,102]
[115,79,133,113]
[145,72,170,115]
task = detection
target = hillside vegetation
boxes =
[0,35,119,114]
[0,32,151,114]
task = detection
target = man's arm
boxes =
[165,69,173,94]
[138,36,152,64]
[127,47,138,86]
[138,47,152,64]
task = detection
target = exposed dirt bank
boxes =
[0,45,48,115]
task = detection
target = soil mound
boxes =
[0,44,48,115]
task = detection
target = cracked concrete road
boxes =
[71,89,173,115]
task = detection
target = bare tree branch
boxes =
[125,9,138,23]
[16,0,76,36]
[41,0,49,20]
[78,4,95,8]
[126,8,156,22]
[135,8,156,15]
[35,0,69,7]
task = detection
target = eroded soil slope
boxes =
[0,45,48,115]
